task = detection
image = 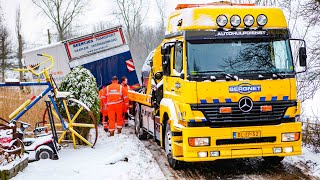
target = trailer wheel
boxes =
[134,103,147,140]
[165,123,182,169]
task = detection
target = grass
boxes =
[0,87,46,129]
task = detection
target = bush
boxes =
[59,66,100,143]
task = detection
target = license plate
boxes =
[233,131,261,138]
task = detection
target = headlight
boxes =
[216,15,228,27]
[282,132,300,142]
[188,137,210,146]
[257,14,268,26]
[244,14,254,27]
[230,15,241,27]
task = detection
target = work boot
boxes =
[109,131,114,137]
[117,128,122,134]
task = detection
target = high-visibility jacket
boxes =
[121,83,130,111]
[106,83,128,106]
[98,87,107,116]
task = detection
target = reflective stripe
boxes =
[117,126,122,128]
[123,96,128,98]
[109,129,115,131]
[107,100,123,105]
[107,92,121,95]
[120,85,122,94]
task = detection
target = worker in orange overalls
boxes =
[121,76,130,127]
[106,76,128,136]
[98,86,108,131]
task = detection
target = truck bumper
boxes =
[179,122,302,162]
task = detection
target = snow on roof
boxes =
[23,42,62,55]
[165,6,285,35]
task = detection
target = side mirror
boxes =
[155,72,163,80]
[299,47,307,67]
[161,42,174,76]
[161,46,166,55]
[162,54,170,76]
[150,60,153,67]
[289,38,307,73]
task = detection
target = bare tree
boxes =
[92,21,116,33]
[255,0,277,6]
[16,6,24,81]
[295,36,320,102]
[0,17,13,82]
[155,0,166,31]
[113,0,148,45]
[286,0,320,102]
[230,0,277,5]
[32,0,89,41]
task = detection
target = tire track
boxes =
[141,138,317,180]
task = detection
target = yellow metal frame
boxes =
[13,54,96,148]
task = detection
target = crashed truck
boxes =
[23,26,140,89]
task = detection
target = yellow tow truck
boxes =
[129,2,307,169]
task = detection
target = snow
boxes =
[13,126,165,180]
[0,154,28,170]
[285,146,320,178]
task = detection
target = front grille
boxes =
[216,136,276,145]
[190,101,296,127]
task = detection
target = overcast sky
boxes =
[1,0,217,47]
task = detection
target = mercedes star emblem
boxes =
[238,97,253,112]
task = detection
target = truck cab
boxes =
[129,2,307,169]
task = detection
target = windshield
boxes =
[187,39,294,76]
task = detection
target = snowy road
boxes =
[143,136,320,180]
[13,125,319,180]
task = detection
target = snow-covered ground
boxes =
[14,127,165,180]
[10,125,320,179]
[285,147,320,179]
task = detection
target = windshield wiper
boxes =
[222,73,237,81]
[192,70,224,74]
[190,71,237,81]
[237,70,289,79]
[237,69,272,73]
[272,72,286,79]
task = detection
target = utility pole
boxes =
[47,29,51,44]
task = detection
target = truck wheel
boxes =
[36,148,54,160]
[165,123,182,169]
[134,103,147,140]
[263,156,284,164]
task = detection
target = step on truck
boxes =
[129,2,307,169]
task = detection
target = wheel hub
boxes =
[39,151,50,159]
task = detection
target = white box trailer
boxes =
[23,26,140,88]
[23,42,71,85]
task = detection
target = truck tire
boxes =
[263,156,284,164]
[134,103,147,140]
[165,123,183,169]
